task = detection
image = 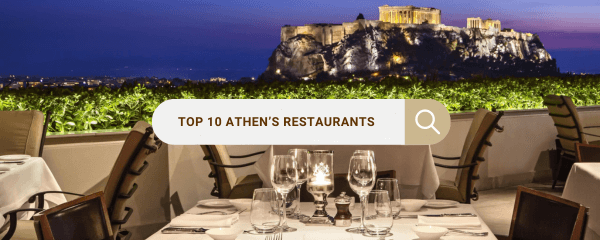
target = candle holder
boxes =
[305,150,334,225]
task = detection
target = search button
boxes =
[415,109,440,134]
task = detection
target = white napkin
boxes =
[303,232,353,240]
[0,166,15,171]
[417,216,481,229]
[169,214,239,228]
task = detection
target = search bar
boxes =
[152,99,450,145]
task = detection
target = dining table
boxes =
[562,162,600,240]
[0,157,67,223]
[254,145,440,199]
[148,201,497,240]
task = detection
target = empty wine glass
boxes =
[353,150,375,162]
[346,154,376,234]
[363,190,394,239]
[251,188,280,233]
[270,155,298,232]
[288,148,308,219]
[375,178,401,219]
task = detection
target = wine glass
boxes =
[270,155,298,232]
[251,188,280,233]
[375,178,401,219]
[287,148,308,219]
[363,190,394,239]
[346,155,376,234]
[353,150,375,162]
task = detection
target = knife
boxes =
[0,161,25,164]
[423,213,477,217]
[161,227,208,234]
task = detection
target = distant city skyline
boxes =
[1,0,599,78]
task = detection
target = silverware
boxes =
[0,161,24,165]
[161,227,208,234]
[447,229,489,236]
[423,213,477,217]
[397,215,418,219]
[188,209,243,215]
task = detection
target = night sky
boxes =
[1,0,599,79]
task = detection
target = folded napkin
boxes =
[303,232,353,240]
[417,216,481,229]
[169,214,239,228]
[0,166,14,171]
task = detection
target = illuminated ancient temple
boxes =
[378,5,441,24]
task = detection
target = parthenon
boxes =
[467,17,501,30]
[378,5,441,24]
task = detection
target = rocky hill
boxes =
[262,24,558,80]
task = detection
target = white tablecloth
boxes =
[254,145,440,199]
[0,157,67,223]
[147,202,496,240]
[563,163,600,240]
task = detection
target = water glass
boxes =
[375,178,401,219]
[364,190,394,239]
[251,188,280,233]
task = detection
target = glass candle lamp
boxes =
[306,150,334,225]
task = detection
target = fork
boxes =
[265,231,282,240]
[447,229,489,236]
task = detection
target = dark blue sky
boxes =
[1,0,599,78]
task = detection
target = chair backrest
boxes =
[0,110,45,157]
[201,145,238,198]
[544,95,588,153]
[38,110,52,157]
[102,121,162,234]
[300,170,396,202]
[575,143,600,162]
[509,186,588,240]
[34,191,113,240]
[454,109,503,202]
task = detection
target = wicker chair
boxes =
[576,143,600,162]
[201,145,265,199]
[500,186,588,240]
[1,121,162,240]
[543,95,600,188]
[0,110,51,157]
[434,109,504,203]
[33,192,113,240]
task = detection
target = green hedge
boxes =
[1,76,599,133]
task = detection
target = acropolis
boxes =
[281,5,519,46]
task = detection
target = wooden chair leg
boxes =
[552,157,563,189]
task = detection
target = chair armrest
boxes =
[2,208,44,240]
[28,191,84,209]
[583,132,600,138]
[229,151,266,158]
[207,161,257,168]
[432,154,461,160]
[435,162,478,169]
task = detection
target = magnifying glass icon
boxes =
[415,109,440,134]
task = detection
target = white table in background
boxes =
[563,163,600,240]
[0,157,67,223]
[255,145,439,199]
[148,202,496,240]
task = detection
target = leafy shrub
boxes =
[1,76,599,133]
